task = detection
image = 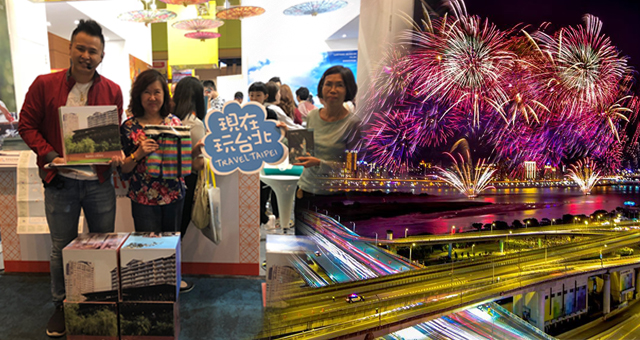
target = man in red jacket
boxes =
[18,19,123,338]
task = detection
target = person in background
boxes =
[278,84,298,124]
[120,69,187,233]
[18,19,124,338]
[248,81,290,230]
[293,66,361,233]
[203,80,224,113]
[265,81,302,130]
[268,76,281,87]
[295,86,317,124]
[0,99,15,122]
[234,91,244,104]
[170,82,177,97]
[171,76,206,293]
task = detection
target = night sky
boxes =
[423,0,640,80]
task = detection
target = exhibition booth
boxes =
[0,0,413,278]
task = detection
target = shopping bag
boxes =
[191,159,221,244]
[208,177,222,245]
[191,159,211,230]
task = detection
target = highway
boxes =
[258,213,640,339]
[381,302,553,340]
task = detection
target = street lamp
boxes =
[451,225,456,235]
[374,232,378,246]
[600,244,607,268]
[405,228,408,238]
[471,244,475,258]
[350,222,356,232]
[507,230,512,252]
[410,243,415,262]
[492,223,495,233]
[526,221,530,229]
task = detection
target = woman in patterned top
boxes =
[120,69,186,232]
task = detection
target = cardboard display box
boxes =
[64,300,119,340]
[119,232,181,302]
[119,301,179,340]
[63,233,129,302]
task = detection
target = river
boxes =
[355,185,640,238]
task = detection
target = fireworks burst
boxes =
[363,110,422,172]
[407,0,515,126]
[436,151,496,198]
[567,158,602,195]
[531,15,629,115]
[357,1,637,171]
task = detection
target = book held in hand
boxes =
[59,106,121,164]
[287,129,314,164]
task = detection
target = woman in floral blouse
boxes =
[120,69,186,232]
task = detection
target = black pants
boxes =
[260,181,279,224]
[180,173,198,238]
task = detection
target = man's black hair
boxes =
[203,80,216,91]
[70,19,105,48]
[295,87,310,100]
[268,76,281,84]
[234,91,244,100]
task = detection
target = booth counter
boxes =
[0,150,261,276]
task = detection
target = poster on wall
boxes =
[577,285,587,311]
[247,50,357,106]
[0,0,16,114]
[552,294,562,319]
[564,289,575,315]
[129,55,152,85]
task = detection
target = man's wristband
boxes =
[130,153,137,162]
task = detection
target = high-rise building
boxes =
[62,113,79,137]
[66,261,94,301]
[115,254,177,290]
[524,161,537,180]
[87,108,119,128]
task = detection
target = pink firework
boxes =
[406,0,515,126]
[363,110,422,172]
[531,15,630,116]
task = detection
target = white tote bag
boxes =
[194,159,221,244]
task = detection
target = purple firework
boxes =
[406,0,515,126]
[531,15,630,116]
[363,110,422,172]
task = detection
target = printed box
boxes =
[119,301,179,340]
[119,232,181,302]
[63,233,129,302]
[64,300,119,340]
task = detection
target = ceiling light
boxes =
[342,34,347,38]
[74,20,80,25]
[46,22,51,27]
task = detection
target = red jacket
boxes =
[18,69,123,183]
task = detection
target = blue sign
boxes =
[624,201,636,206]
[203,102,287,175]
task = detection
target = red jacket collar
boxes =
[64,68,102,89]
